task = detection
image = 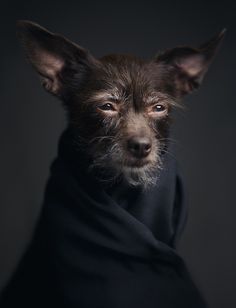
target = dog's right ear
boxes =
[16,20,99,97]
[154,29,226,98]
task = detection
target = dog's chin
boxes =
[121,163,159,190]
[89,148,163,190]
[90,157,160,190]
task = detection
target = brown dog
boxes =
[16,21,225,189]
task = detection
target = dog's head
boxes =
[17,21,225,188]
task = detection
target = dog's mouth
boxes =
[124,158,151,168]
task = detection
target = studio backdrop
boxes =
[0,1,235,308]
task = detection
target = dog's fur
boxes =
[17,21,225,189]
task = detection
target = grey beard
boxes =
[121,163,162,190]
[89,142,164,191]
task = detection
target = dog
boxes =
[16,21,225,190]
[0,21,225,308]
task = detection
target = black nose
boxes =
[127,136,152,158]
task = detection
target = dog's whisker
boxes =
[88,135,115,145]
[159,137,179,144]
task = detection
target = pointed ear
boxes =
[16,20,99,97]
[155,29,226,97]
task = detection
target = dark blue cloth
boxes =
[0,128,207,307]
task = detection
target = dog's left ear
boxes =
[16,20,99,97]
[155,29,226,97]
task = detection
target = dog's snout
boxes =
[127,136,152,158]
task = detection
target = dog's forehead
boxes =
[98,54,155,86]
[92,54,170,104]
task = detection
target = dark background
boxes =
[0,1,235,307]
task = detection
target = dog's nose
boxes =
[127,137,152,158]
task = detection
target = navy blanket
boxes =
[0,128,207,307]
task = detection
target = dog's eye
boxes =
[98,103,116,111]
[153,104,166,112]
[148,103,168,117]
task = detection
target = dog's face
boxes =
[17,21,225,188]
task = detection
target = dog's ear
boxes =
[16,20,99,97]
[155,29,226,97]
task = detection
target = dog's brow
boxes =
[144,92,177,106]
[144,92,167,103]
[85,89,122,103]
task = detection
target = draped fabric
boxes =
[0,128,208,307]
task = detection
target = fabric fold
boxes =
[0,127,208,308]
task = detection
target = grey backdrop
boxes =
[0,1,235,307]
